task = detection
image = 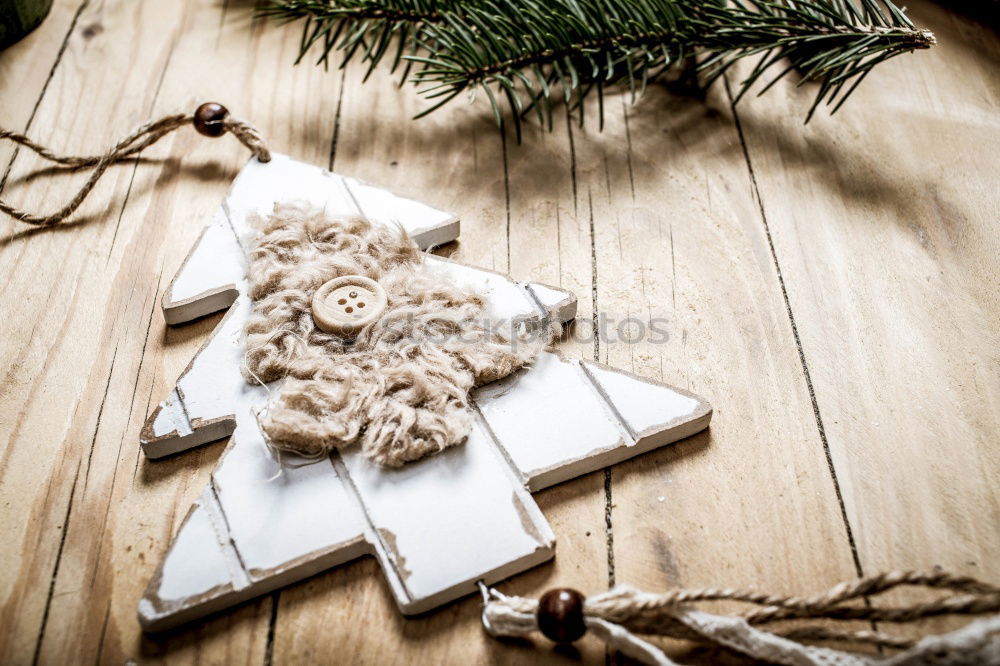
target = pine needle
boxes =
[260,0,935,132]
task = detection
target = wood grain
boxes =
[566,82,864,662]
[0,0,996,663]
[266,56,615,666]
[0,0,85,178]
[728,0,1000,639]
[0,3,213,664]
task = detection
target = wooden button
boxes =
[312,275,387,336]
[537,588,586,643]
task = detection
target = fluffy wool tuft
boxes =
[243,203,555,467]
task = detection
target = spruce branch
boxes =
[261,0,935,133]
[259,0,465,74]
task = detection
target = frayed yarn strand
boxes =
[0,103,269,227]
[481,570,1000,666]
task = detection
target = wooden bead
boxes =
[537,588,586,643]
[193,102,229,137]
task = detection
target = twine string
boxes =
[481,570,1000,665]
[0,108,270,227]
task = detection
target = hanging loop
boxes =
[0,103,270,227]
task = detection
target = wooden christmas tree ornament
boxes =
[137,154,713,631]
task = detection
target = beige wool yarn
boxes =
[242,203,555,467]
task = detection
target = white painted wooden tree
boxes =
[138,155,713,631]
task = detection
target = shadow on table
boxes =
[0,158,237,247]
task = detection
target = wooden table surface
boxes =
[1,1,997,664]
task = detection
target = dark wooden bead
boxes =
[193,102,229,137]
[537,588,586,643]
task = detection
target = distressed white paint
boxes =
[139,489,239,630]
[339,418,554,613]
[154,491,233,603]
[423,256,539,323]
[212,410,367,580]
[162,214,245,324]
[162,154,461,325]
[475,352,627,490]
[151,389,192,439]
[140,164,713,631]
[173,298,254,426]
[167,217,240,302]
[138,461,374,632]
[525,282,578,324]
[346,177,460,249]
[141,341,711,631]
[582,362,709,444]
[142,299,252,458]
[475,353,712,491]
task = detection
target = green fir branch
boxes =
[259,0,464,72]
[261,0,935,132]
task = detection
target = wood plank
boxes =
[476,351,711,491]
[567,77,865,660]
[730,0,1000,637]
[338,418,557,614]
[500,109,616,665]
[0,0,338,662]
[0,3,218,663]
[80,2,352,662]
[0,0,994,663]
[267,57,612,666]
[0,0,86,176]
